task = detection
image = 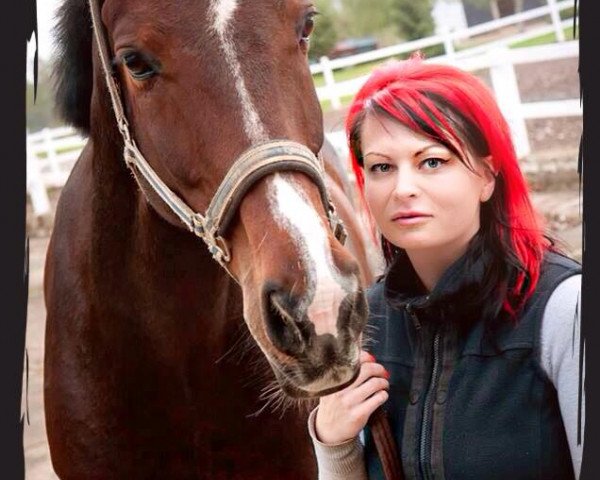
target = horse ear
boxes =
[52,0,94,134]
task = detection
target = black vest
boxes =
[363,251,581,480]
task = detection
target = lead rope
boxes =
[367,407,404,480]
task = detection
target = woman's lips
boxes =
[391,213,432,225]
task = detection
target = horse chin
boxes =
[272,364,361,399]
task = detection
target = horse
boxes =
[44,1,372,478]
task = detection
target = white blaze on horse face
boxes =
[209,0,268,143]
[269,174,357,338]
[211,0,237,35]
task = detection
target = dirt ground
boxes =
[23,237,59,480]
[22,57,582,479]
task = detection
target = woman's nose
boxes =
[392,167,419,199]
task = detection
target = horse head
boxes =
[54,0,367,399]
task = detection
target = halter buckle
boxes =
[117,116,133,144]
[191,213,206,238]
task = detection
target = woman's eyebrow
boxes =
[414,144,446,156]
[363,151,392,160]
[363,144,445,159]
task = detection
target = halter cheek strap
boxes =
[87,0,347,276]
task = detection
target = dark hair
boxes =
[346,58,556,322]
[53,0,94,133]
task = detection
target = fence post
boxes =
[442,26,455,60]
[488,47,531,159]
[547,0,565,42]
[490,0,501,20]
[320,56,341,110]
[43,127,63,185]
[26,138,51,218]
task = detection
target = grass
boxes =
[509,26,575,48]
[33,145,83,160]
[313,59,386,88]
[319,95,357,112]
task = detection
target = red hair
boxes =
[346,58,552,318]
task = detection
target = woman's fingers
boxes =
[359,349,376,363]
[314,351,390,444]
[347,375,389,405]
[349,356,389,389]
[353,389,390,420]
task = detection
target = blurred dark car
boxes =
[329,37,379,59]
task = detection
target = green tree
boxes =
[392,0,435,40]
[340,0,397,38]
[309,1,339,61]
[27,59,62,132]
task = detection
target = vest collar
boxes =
[383,234,491,323]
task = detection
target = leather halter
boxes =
[87,0,346,276]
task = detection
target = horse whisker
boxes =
[214,322,250,365]
[254,231,270,257]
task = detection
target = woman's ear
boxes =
[480,155,496,203]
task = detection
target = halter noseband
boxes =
[87,0,347,277]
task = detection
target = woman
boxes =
[309,58,584,480]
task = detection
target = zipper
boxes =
[406,302,421,331]
[418,329,442,480]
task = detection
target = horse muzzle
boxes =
[262,286,367,398]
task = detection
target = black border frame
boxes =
[6,1,596,479]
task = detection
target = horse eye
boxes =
[300,12,317,43]
[121,52,158,80]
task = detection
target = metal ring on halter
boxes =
[210,236,232,266]
[201,222,232,266]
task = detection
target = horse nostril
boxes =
[264,289,309,357]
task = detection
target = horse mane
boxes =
[52,0,94,134]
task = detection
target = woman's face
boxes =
[360,113,495,259]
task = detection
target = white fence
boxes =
[27,127,87,216]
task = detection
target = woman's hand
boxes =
[314,350,390,445]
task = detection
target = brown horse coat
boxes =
[45,1,371,478]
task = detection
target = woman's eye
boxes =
[300,11,317,44]
[370,163,392,173]
[121,52,158,80]
[421,158,447,169]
